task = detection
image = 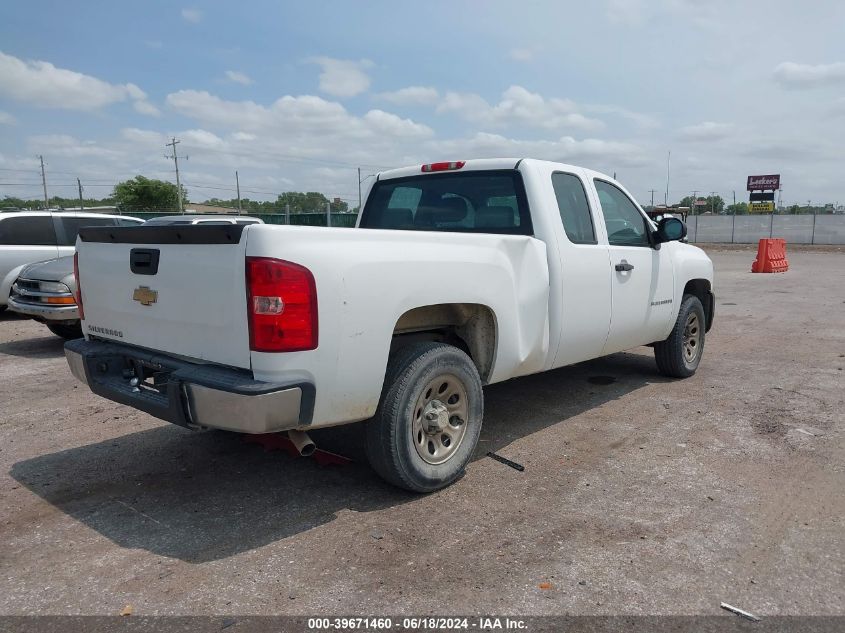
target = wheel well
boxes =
[683,278,714,331]
[391,303,497,382]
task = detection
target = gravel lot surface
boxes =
[1,248,842,616]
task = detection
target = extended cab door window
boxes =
[551,172,596,244]
[594,180,650,247]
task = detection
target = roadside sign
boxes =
[749,191,775,202]
[747,174,780,191]
[750,202,775,213]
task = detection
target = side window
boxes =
[57,217,120,246]
[0,216,57,246]
[551,172,596,244]
[594,180,650,247]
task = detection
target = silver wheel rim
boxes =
[412,373,469,465]
[683,312,701,363]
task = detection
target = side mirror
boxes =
[655,216,687,244]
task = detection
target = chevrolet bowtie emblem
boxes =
[132,286,158,306]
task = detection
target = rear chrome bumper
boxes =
[8,296,80,322]
[64,338,314,433]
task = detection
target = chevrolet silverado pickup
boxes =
[65,159,714,492]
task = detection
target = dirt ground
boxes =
[0,248,842,616]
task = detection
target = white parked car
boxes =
[0,211,142,311]
[65,159,715,491]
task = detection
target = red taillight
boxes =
[73,252,84,320]
[246,257,318,352]
[421,161,465,172]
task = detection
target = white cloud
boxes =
[0,111,15,125]
[678,121,734,141]
[586,104,660,129]
[224,70,253,85]
[437,85,605,132]
[309,57,373,98]
[508,48,534,62]
[181,8,203,23]
[0,51,149,112]
[378,86,439,106]
[27,134,123,159]
[133,100,161,117]
[773,61,845,88]
[427,132,647,169]
[165,90,433,141]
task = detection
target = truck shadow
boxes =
[10,351,667,563]
[0,334,67,359]
[0,309,69,358]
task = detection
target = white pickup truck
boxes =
[65,159,714,491]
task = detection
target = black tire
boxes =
[654,294,706,378]
[46,322,83,340]
[365,342,483,493]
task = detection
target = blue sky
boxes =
[1,0,844,207]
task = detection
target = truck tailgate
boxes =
[76,224,251,369]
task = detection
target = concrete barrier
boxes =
[689,214,845,245]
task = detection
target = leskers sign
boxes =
[747,174,780,191]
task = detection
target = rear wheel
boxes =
[654,294,705,378]
[46,322,83,340]
[366,342,483,492]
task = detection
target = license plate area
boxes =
[83,348,191,427]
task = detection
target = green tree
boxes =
[276,191,332,213]
[726,202,749,215]
[112,176,186,212]
[680,195,724,214]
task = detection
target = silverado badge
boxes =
[132,286,158,306]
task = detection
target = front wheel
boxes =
[654,294,706,378]
[365,342,483,493]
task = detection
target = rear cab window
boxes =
[0,216,57,245]
[359,170,532,235]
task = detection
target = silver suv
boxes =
[6,213,258,338]
[0,211,143,311]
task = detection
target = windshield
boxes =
[359,170,532,235]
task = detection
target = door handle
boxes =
[615,260,634,272]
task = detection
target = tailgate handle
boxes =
[130,248,160,275]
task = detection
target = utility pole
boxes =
[39,155,49,209]
[664,151,671,206]
[77,178,84,212]
[648,189,657,207]
[358,167,363,213]
[235,171,242,215]
[326,200,331,228]
[165,137,183,214]
[732,190,736,206]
